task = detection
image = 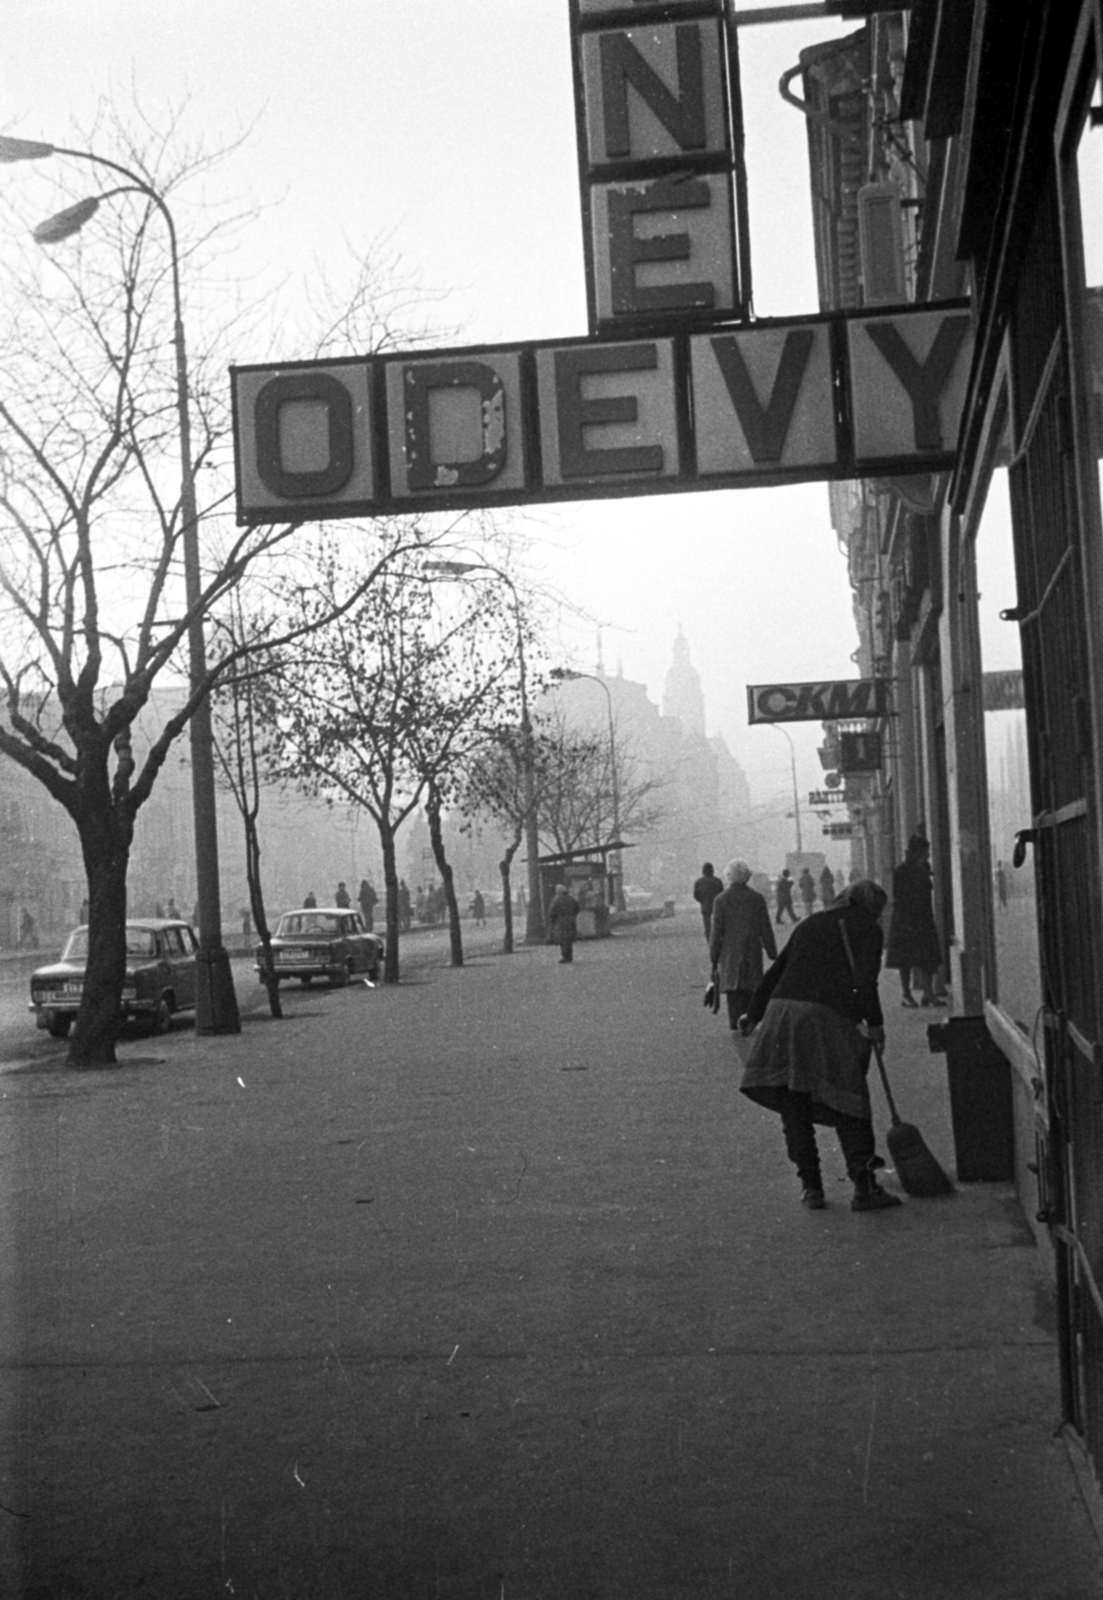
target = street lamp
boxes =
[763,722,803,855]
[550,667,625,911]
[1,135,240,1033]
[423,559,544,945]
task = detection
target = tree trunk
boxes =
[499,827,522,955]
[69,808,133,1067]
[427,796,463,968]
[243,811,282,1019]
[381,824,400,984]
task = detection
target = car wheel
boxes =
[300,975,313,987]
[366,960,380,983]
[328,962,351,989]
[150,996,173,1035]
[46,1015,72,1039]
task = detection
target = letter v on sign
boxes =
[710,329,815,462]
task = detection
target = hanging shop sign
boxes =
[824,822,858,839]
[746,678,893,726]
[231,4,975,525]
[570,0,750,333]
[232,307,971,525]
[839,731,884,772]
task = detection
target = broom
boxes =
[872,1040,954,1197]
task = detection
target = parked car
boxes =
[259,908,384,987]
[29,919,199,1038]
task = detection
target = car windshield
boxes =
[277,913,343,937]
[60,926,158,961]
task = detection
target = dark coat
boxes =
[693,872,723,921]
[709,883,777,993]
[746,901,885,1030]
[884,859,942,970]
[548,891,580,940]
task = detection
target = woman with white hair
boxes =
[708,859,777,1030]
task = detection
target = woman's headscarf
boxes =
[834,878,888,917]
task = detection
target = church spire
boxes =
[662,628,706,736]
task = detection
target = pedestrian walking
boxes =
[547,882,580,964]
[885,833,945,1007]
[775,868,797,924]
[798,867,816,917]
[358,877,378,930]
[737,879,900,1213]
[335,881,351,909]
[708,860,777,1030]
[471,890,486,926]
[692,861,724,939]
[819,865,836,908]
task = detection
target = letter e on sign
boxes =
[536,339,680,487]
[385,351,527,500]
[234,361,376,520]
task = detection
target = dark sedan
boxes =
[259,908,384,987]
[29,919,199,1038]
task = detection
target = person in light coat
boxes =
[708,859,778,1030]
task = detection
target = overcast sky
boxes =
[6,1,923,839]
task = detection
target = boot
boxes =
[851,1165,902,1212]
[799,1167,826,1209]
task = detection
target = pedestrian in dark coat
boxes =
[692,862,724,939]
[548,883,581,963]
[358,878,378,930]
[738,880,899,1213]
[471,890,486,925]
[335,881,351,909]
[775,869,797,924]
[819,865,836,908]
[798,867,816,917]
[884,834,944,1007]
[708,860,778,1029]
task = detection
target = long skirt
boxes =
[739,998,873,1124]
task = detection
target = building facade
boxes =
[793,0,1103,1494]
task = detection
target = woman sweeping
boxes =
[737,879,901,1212]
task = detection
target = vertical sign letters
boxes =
[572,0,746,332]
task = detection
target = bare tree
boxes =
[260,546,524,981]
[458,714,607,952]
[537,706,668,858]
[0,117,446,1065]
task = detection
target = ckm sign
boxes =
[230,0,974,527]
[747,678,894,725]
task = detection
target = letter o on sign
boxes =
[254,372,354,499]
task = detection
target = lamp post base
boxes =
[195,942,241,1034]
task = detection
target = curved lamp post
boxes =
[423,559,544,945]
[764,721,804,855]
[0,135,240,1033]
[550,667,625,911]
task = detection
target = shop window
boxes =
[976,469,1042,1033]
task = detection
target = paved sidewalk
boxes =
[2,917,1101,1598]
